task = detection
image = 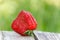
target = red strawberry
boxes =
[11,10,37,36]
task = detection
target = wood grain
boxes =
[0,31,60,40]
[1,31,34,40]
[33,30,60,40]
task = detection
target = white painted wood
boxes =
[0,32,3,40]
[33,30,60,40]
[1,31,60,40]
[2,31,34,40]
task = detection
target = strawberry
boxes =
[11,10,37,36]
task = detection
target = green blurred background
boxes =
[0,0,60,32]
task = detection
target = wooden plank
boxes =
[0,32,3,40]
[0,31,60,40]
[33,30,60,40]
[2,31,34,40]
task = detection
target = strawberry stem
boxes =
[24,30,33,36]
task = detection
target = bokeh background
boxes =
[0,0,60,32]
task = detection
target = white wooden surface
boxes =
[0,31,60,40]
[0,32,3,40]
[34,31,60,40]
[0,31,34,40]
